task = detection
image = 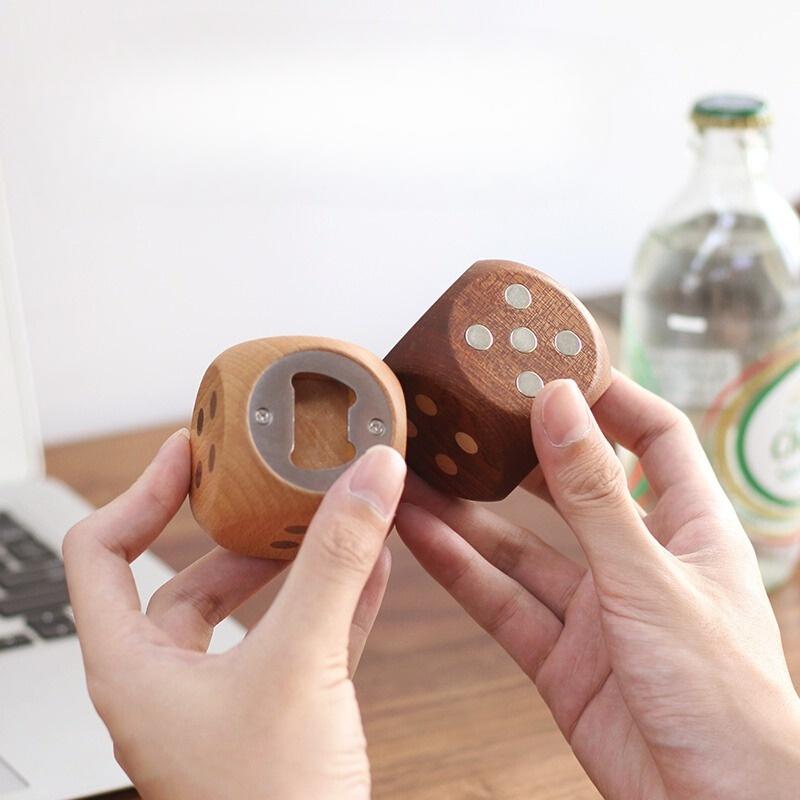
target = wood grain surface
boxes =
[189,336,406,559]
[386,261,611,502]
[45,307,800,800]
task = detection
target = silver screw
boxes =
[254,407,273,425]
[368,418,386,436]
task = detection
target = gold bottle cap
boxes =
[690,94,771,130]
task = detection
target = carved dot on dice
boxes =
[415,393,438,416]
[435,453,458,475]
[407,419,418,438]
[285,525,308,534]
[272,540,300,550]
[465,324,493,350]
[516,371,544,397]
[504,283,532,309]
[197,407,204,435]
[510,327,538,353]
[554,329,582,356]
[455,431,479,454]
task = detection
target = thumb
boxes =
[248,445,406,662]
[531,379,669,592]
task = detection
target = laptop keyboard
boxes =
[0,511,75,651]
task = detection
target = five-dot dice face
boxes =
[385,260,611,501]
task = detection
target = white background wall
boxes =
[2,0,800,443]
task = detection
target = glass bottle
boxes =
[621,95,800,590]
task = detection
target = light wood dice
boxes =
[189,336,406,559]
[385,260,611,501]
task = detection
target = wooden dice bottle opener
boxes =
[189,337,406,559]
[385,260,611,501]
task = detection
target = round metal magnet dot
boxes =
[465,324,493,351]
[510,327,538,353]
[516,371,544,397]
[435,453,458,475]
[554,330,582,356]
[368,418,386,436]
[254,407,273,425]
[504,283,532,309]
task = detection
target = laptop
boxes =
[0,165,245,799]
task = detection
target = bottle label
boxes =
[627,336,800,542]
[702,341,800,541]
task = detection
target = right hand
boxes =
[397,372,800,799]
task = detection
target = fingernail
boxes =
[349,446,407,519]
[539,380,591,447]
[159,427,190,452]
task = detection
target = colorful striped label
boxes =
[702,338,800,541]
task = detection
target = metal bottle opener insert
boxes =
[248,349,395,492]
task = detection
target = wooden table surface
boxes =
[44,308,800,800]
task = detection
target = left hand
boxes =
[63,429,406,800]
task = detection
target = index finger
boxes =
[592,370,725,501]
[63,429,191,661]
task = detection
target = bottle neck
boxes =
[688,128,770,206]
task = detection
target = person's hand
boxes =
[396,372,800,799]
[63,430,406,800]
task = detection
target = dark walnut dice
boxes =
[385,260,611,501]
